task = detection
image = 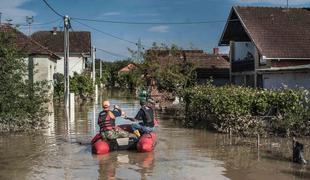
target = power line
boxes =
[41,0,63,17]
[72,19,138,46]
[19,18,61,27]
[96,47,129,59]
[70,26,128,60]
[71,17,227,25]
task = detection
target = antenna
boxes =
[287,0,289,9]
[137,38,143,62]
[26,16,34,36]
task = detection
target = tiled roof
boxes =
[145,49,229,69]
[119,63,136,73]
[185,53,229,69]
[0,24,59,60]
[220,6,310,59]
[31,31,91,54]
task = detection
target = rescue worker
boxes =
[98,100,130,140]
[125,99,155,137]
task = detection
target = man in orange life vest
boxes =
[98,100,130,140]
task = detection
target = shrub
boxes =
[182,84,309,137]
[70,72,94,99]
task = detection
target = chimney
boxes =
[52,27,57,35]
[213,47,219,55]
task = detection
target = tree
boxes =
[0,32,49,131]
[70,72,94,99]
[129,43,196,94]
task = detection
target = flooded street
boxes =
[0,90,309,180]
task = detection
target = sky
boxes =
[1,0,310,60]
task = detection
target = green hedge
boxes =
[182,84,310,137]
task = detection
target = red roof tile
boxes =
[146,49,229,69]
[0,24,59,60]
[119,63,137,73]
[31,30,91,54]
[220,6,310,59]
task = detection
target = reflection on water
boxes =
[0,89,309,180]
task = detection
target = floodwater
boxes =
[0,90,309,180]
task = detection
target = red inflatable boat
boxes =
[91,124,157,155]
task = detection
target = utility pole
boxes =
[92,46,96,86]
[99,59,102,81]
[64,15,70,108]
[287,0,289,10]
[26,16,34,36]
[137,38,143,62]
[0,12,2,25]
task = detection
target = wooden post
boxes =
[257,133,260,148]
[229,127,232,145]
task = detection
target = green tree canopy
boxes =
[0,32,49,131]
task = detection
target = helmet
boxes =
[139,98,147,106]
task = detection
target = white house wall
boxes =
[56,56,85,76]
[263,72,310,91]
[24,56,56,93]
[33,57,56,92]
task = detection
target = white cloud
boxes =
[148,25,169,33]
[102,12,121,16]
[135,13,160,17]
[233,0,310,5]
[0,0,36,24]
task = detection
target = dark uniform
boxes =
[132,105,155,134]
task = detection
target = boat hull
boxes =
[91,126,157,154]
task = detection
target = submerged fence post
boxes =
[257,133,260,148]
[95,85,98,104]
[69,93,75,125]
[229,127,232,145]
[257,133,260,161]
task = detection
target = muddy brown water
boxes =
[0,90,309,180]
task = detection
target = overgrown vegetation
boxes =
[0,32,49,131]
[182,84,310,137]
[53,43,197,101]
[130,43,196,94]
[70,72,94,99]
[53,72,94,100]
[117,70,142,91]
[94,43,196,94]
[96,60,133,88]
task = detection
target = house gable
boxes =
[219,8,251,46]
[0,24,60,61]
[220,6,310,59]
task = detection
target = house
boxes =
[182,48,230,86]
[118,63,137,75]
[219,6,310,90]
[31,28,91,77]
[145,49,230,86]
[0,24,60,92]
